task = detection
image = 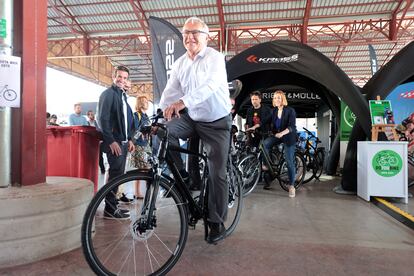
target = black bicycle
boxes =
[81,115,243,275]
[238,131,305,195]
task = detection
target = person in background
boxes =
[69,103,88,126]
[97,65,135,219]
[87,110,98,128]
[48,114,59,126]
[86,109,106,174]
[46,112,51,126]
[245,90,271,148]
[159,16,232,244]
[262,90,297,197]
[129,96,152,200]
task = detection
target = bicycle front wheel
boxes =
[81,170,188,276]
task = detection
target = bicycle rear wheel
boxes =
[278,152,306,191]
[238,154,261,196]
[224,159,244,237]
[81,170,188,276]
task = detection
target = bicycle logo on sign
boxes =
[0,85,17,101]
[376,153,398,167]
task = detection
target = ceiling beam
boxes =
[216,0,226,52]
[301,0,312,43]
[48,0,85,36]
[390,0,414,40]
[49,0,92,54]
[128,0,150,40]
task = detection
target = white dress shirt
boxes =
[159,47,232,122]
[122,91,128,143]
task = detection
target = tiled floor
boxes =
[1,176,413,275]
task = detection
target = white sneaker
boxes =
[289,186,295,198]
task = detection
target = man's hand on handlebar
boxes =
[246,124,260,133]
[245,127,254,132]
[164,100,185,121]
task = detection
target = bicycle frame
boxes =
[144,124,209,236]
[258,139,279,179]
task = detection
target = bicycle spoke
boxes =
[82,173,188,275]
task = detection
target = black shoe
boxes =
[207,222,226,244]
[119,208,130,214]
[104,209,130,220]
[263,184,272,190]
[119,193,133,205]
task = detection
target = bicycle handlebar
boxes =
[302,127,321,143]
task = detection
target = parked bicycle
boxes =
[0,85,17,101]
[238,130,305,196]
[298,127,325,184]
[81,114,243,275]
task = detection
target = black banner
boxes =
[368,44,378,76]
[149,16,186,103]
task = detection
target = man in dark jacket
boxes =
[97,65,135,219]
[245,91,271,147]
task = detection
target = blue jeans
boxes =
[263,137,296,185]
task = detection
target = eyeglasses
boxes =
[182,30,208,36]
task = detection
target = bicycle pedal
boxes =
[188,217,197,229]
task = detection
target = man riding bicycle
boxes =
[159,16,232,244]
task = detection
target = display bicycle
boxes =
[238,130,306,196]
[81,114,243,276]
[297,127,325,184]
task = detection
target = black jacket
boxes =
[245,105,272,133]
[268,106,297,146]
[98,84,134,147]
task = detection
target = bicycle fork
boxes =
[134,170,162,235]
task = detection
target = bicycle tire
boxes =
[278,152,306,191]
[224,159,244,237]
[238,154,261,197]
[302,152,317,184]
[314,149,325,180]
[81,170,188,276]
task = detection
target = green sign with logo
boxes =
[0,19,6,38]
[372,150,402,177]
[369,100,392,125]
[340,102,356,141]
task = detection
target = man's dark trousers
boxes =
[166,113,232,224]
[104,142,129,212]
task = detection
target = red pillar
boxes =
[12,0,47,186]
